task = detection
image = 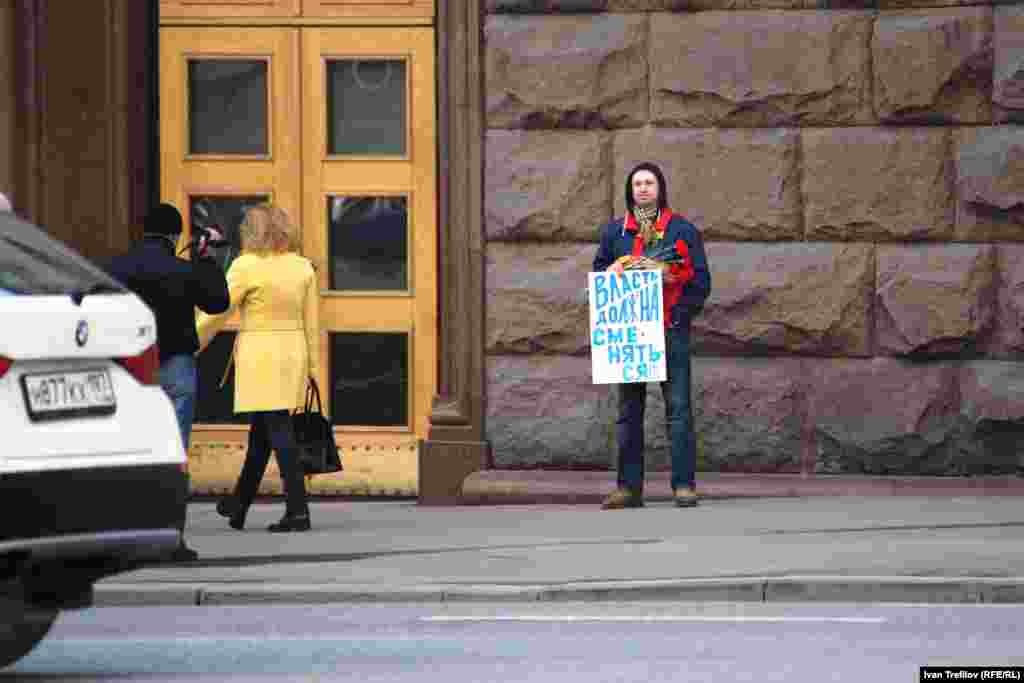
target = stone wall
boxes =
[483,1,1024,475]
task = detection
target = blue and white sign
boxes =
[588,270,666,384]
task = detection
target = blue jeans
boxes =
[160,354,197,450]
[616,327,696,493]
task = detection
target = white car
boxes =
[0,212,187,668]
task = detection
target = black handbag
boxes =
[292,379,343,475]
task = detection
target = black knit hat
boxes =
[624,162,669,214]
[144,203,184,236]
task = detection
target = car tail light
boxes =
[116,344,160,386]
[0,356,10,380]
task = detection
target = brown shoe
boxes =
[601,488,644,510]
[674,487,699,508]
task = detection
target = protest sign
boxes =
[588,270,666,384]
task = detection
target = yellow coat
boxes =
[197,252,319,413]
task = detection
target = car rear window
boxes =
[0,213,125,296]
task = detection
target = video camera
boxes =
[191,224,229,249]
[181,223,230,262]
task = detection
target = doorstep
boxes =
[459,470,1024,505]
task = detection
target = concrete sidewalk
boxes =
[96,494,1024,607]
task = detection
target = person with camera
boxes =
[106,203,230,561]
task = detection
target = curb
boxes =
[94,576,1024,608]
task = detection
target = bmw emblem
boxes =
[75,320,89,348]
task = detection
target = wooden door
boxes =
[301,26,437,444]
[160,23,436,495]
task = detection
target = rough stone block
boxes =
[484,0,868,10]
[692,357,806,472]
[613,128,802,241]
[803,128,955,241]
[994,6,1024,123]
[954,127,1024,242]
[650,11,874,128]
[598,379,671,470]
[807,358,961,474]
[983,245,1024,357]
[873,9,994,124]
[606,0,689,8]
[880,1,997,7]
[805,0,877,6]
[957,361,1024,474]
[486,14,648,129]
[693,242,874,356]
[590,359,784,473]
[875,244,998,356]
[486,242,594,355]
[487,355,615,468]
[486,130,612,242]
[487,356,806,473]
[487,0,690,10]
[488,356,807,474]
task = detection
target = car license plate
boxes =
[20,369,117,422]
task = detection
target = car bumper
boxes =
[0,529,181,564]
[0,464,187,557]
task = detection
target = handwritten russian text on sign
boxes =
[588,270,666,384]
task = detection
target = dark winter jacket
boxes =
[105,237,230,362]
[592,212,711,330]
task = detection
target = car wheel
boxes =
[0,597,57,669]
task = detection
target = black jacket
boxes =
[105,237,230,362]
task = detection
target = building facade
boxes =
[1,0,1022,503]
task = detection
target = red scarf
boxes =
[624,209,694,328]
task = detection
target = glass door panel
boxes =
[188,60,269,156]
[190,195,269,275]
[330,332,409,427]
[327,60,407,156]
[328,195,409,291]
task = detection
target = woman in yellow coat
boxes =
[197,204,319,533]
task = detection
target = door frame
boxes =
[418,0,489,504]
[153,0,488,502]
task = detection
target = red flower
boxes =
[675,240,689,262]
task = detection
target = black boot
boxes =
[267,513,310,533]
[216,495,248,530]
[228,507,248,531]
[169,542,199,562]
[216,495,241,517]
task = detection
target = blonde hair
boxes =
[240,203,298,254]
[272,205,301,252]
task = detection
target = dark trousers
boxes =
[234,410,309,516]
[616,327,697,494]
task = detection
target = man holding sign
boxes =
[592,163,711,510]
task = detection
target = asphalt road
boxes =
[5,602,1024,682]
